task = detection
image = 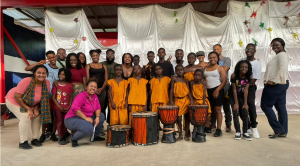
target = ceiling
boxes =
[3,0,291,34]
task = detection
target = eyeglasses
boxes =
[245,48,255,51]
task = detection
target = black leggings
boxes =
[229,97,249,133]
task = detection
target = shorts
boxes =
[207,86,224,107]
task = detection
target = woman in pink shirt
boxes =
[64,78,105,147]
[66,53,87,98]
[5,65,51,149]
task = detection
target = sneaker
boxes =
[213,129,222,137]
[99,128,105,136]
[210,125,216,130]
[19,141,33,150]
[204,127,211,133]
[39,134,46,143]
[243,133,252,141]
[225,125,232,132]
[235,132,241,140]
[31,139,42,147]
[247,129,253,135]
[93,136,105,141]
[50,133,58,141]
[252,128,260,138]
[71,139,79,147]
[58,137,68,145]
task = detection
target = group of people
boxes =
[5,37,289,149]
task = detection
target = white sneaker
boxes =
[235,132,241,140]
[252,128,260,138]
[247,129,253,135]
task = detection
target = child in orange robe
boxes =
[150,64,171,113]
[190,69,212,131]
[184,52,203,81]
[128,65,148,126]
[169,65,193,141]
[108,64,129,125]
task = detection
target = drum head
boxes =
[132,111,158,117]
[188,105,209,108]
[108,125,130,131]
[157,105,179,109]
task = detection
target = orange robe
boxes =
[107,79,129,125]
[128,77,148,126]
[192,84,212,114]
[174,82,190,116]
[184,72,194,81]
[150,77,171,113]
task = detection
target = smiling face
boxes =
[133,65,142,76]
[106,51,115,63]
[194,71,204,82]
[79,53,86,64]
[46,53,56,65]
[197,55,205,63]
[245,45,256,57]
[208,53,219,65]
[175,50,184,61]
[123,54,132,64]
[158,48,166,60]
[188,54,196,65]
[70,55,78,68]
[239,62,248,75]
[91,52,100,63]
[34,67,47,83]
[175,65,184,77]
[155,65,163,77]
[57,49,66,60]
[58,71,66,82]
[213,45,222,56]
[86,81,97,95]
[114,66,123,77]
[271,40,284,54]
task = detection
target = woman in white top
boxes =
[203,52,227,137]
[261,38,289,138]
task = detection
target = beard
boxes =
[106,57,115,64]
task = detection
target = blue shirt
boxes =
[44,64,59,94]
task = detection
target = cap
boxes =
[196,51,205,56]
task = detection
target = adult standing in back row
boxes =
[212,44,232,132]
[85,49,108,136]
[152,48,174,77]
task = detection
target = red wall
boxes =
[95,32,118,47]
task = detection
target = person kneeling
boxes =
[64,78,105,147]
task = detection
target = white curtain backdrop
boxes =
[45,0,300,112]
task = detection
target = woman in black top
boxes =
[85,49,108,136]
[121,53,134,80]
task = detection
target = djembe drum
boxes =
[188,105,209,143]
[131,112,158,146]
[158,105,179,143]
[107,125,130,148]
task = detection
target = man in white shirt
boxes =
[170,49,188,72]
[240,43,262,138]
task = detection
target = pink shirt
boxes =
[69,67,87,84]
[65,91,101,119]
[5,77,50,107]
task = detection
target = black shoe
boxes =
[45,132,51,138]
[93,136,105,141]
[31,139,42,147]
[214,129,222,137]
[50,133,58,141]
[58,137,68,145]
[204,127,211,133]
[243,133,252,141]
[65,131,71,139]
[39,134,46,143]
[71,139,79,147]
[19,141,32,150]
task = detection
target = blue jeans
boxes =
[64,113,105,141]
[261,81,289,134]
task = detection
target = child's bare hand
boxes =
[233,104,239,112]
[129,105,132,112]
[58,106,64,112]
[242,104,249,111]
[143,105,147,111]
[111,102,116,109]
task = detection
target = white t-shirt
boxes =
[240,58,262,80]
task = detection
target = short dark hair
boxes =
[57,48,65,53]
[175,64,183,70]
[32,65,49,77]
[208,51,220,64]
[89,49,102,57]
[194,69,204,77]
[147,51,155,56]
[45,50,55,57]
[86,77,98,87]
[114,64,122,69]
[158,48,166,53]
[246,43,256,49]
[58,68,72,82]
[122,53,133,66]
[66,53,81,69]
[133,55,140,60]
[213,44,222,48]
[154,63,163,70]
[187,52,196,58]
[76,52,86,68]
[175,49,183,54]
[271,38,285,51]
[106,49,115,54]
